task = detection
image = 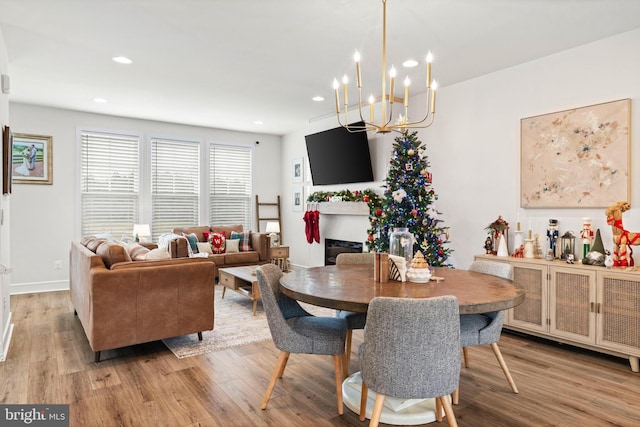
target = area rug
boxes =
[162,284,334,359]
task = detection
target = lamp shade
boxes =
[265,222,280,233]
[132,224,151,237]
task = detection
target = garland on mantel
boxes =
[306,189,382,209]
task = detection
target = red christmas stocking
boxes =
[313,209,320,243]
[303,210,314,244]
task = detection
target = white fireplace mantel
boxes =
[316,201,369,216]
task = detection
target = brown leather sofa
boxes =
[170,224,270,278]
[70,238,216,362]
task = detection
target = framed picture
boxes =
[2,125,11,194]
[292,185,303,211]
[12,133,53,185]
[292,157,303,183]
[520,99,630,208]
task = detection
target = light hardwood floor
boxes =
[1,289,639,426]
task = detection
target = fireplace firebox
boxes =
[325,238,364,265]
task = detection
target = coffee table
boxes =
[218,266,261,315]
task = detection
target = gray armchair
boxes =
[455,260,518,403]
[359,296,461,427]
[255,263,348,415]
[335,252,374,378]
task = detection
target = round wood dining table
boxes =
[279,264,525,314]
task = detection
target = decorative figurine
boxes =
[486,215,509,255]
[604,250,614,269]
[547,219,559,259]
[580,217,594,259]
[484,236,493,254]
[605,201,639,267]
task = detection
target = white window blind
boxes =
[151,137,200,239]
[209,145,252,229]
[80,131,140,237]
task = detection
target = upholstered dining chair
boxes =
[335,252,374,378]
[454,260,518,404]
[359,296,461,427]
[255,263,348,415]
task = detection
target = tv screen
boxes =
[305,122,374,186]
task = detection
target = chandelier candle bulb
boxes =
[342,74,349,106]
[426,51,433,88]
[404,77,410,107]
[389,66,396,104]
[369,95,375,122]
[354,51,362,87]
[333,78,340,113]
[430,80,438,113]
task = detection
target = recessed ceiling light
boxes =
[312,96,325,102]
[112,56,132,64]
[403,59,419,68]
[93,98,107,103]
[254,120,264,125]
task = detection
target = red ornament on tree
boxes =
[375,209,382,216]
[411,209,418,217]
[363,195,370,202]
[368,234,374,241]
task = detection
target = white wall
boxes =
[0,26,13,361]
[284,28,640,269]
[8,104,281,293]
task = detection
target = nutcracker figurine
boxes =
[547,219,559,259]
[580,217,594,259]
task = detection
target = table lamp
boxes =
[133,224,151,242]
[265,222,280,247]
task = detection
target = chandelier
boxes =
[333,0,437,134]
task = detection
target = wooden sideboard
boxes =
[475,254,640,372]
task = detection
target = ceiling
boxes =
[1,1,640,136]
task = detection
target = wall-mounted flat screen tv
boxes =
[305,121,374,186]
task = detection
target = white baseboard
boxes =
[10,280,69,295]
[0,312,13,362]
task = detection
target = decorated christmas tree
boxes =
[369,131,453,267]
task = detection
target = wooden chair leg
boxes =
[343,330,353,379]
[276,352,290,378]
[436,396,443,422]
[439,395,458,427]
[333,355,344,415]
[261,351,289,409]
[462,347,469,368]
[490,342,518,394]
[359,381,368,421]
[197,332,203,341]
[369,393,385,427]
[452,386,459,405]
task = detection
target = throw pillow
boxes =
[127,242,151,261]
[144,248,171,260]
[226,239,240,253]
[209,232,226,254]
[196,242,213,254]
[182,232,199,254]
[230,230,251,252]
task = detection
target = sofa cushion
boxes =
[97,241,130,268]
[127,242,151,261]
[226,239,240,253]
[230,230,252,251]
[209,253,226,265]
[224,251,260,264]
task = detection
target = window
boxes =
[151,137,200,240]
[80,131,140,237]
[209,145,252,229]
